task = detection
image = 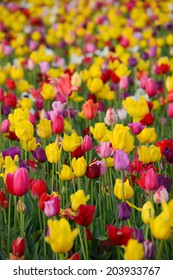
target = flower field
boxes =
[0,0,173,260]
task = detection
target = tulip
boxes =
[153,186,169,204]
[31,147,47,163]
[145,168,158,193]
[141,201,155,224]
[0,88,4,102]
[45,218,78,253]
[116,109,127,121]
[81,135,92,152]
[15,120,34,143]
[37,119,52,139]
[70,190,90,211]
[44,196,60,217]
[137,127,157,144]
[4,92,17,108]
[145,78,157,97]
[71,145,85,158]
[167,103,173,118]
[39,193,50,211]
[150,212,172,240]
[82,99,98,120]
[0,189,9,208]
[51,73,77,98]
[87,77,103,93]
[128,122,145,135]
[85,163,100,179]
[90,122,107,141]
[133,229,144,243]
[12,237,26,258]
[52,114,64,134]
[137,145,161,164]
[107,225,134,246]
[58,164,73,181]
[6,168,29,196]
[104,108,118,126]
[119,76,129,89]
[114,149,129,171]
[73,204,95,227]
[124,239,144,260]
[114,179,134,200]
[110,124,134,154]
[45,143,61,163]
[95,142,113,158]
[21,137,38,152]
[166,75,173,92]
[2,146,21,159]
[41,83,55,100]
[62,131,81,152]
[30,179,47,198]
[143,240,156,259]
[72,156,87,177]
[118,202,131,220]
[0,119,10,133]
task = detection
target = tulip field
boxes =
[1,0,173,261]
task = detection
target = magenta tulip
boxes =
[6,168,29,196]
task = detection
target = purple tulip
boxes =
[143,240,156,259]
[2,146,21,159]
[31,147,47,163]
[44,196,60,217]
[114,150,130,171]
[128,122,145,135]
[118,202,131,220]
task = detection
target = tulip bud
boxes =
[143,240,156,259]
[153,186,169,204]
[0,119,10,133]
[12,237,26,257]
[6,167,30,196]
[145,78,157,97]
[52,114,64,134]
[119,76,129,89]
[44,196,60,217]
[30,179,47,198]
[141,201,155,224]
[167,103,173,118]
[145,168,158,193]
[17,200,26,213]
[31,147,47,163]
[128,122,145,135]
[118,202,131,220]
[81,135,92,152]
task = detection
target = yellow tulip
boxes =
[124,239,144,260]
[114,179,134,200]
[122,96,149,122]
[45,218,78,253]
[37,119,52,139]
[70,190,90,211]
[110,124,134,154]
[62,131,81,152]
[137,145,161,164]
[137,127,157,144]
[72,156,87,177]
[58,164,74,181]
[90,122,107,141]
[41,83,55,100]
[166,75,173,92]
[141,201,155,224]
[87,77,103,93]
[45,143,61,163]
[15,119,34,143]
[21,137,39,152]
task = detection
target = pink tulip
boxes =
[1,119,10,133]
[167,103,173,118]
[81,135,93,152]
[6,168,30,196]
[145,78,157,97]
[128,122,145,135]
[52,114,64,134]
[119,76,129,89]
[153,186,169,204]
[95,142,114,158]
[104,108,118,126]
[44,196,60,217]
[145,168,158,193]
[50,74,77,98]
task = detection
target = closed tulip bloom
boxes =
[90,122,107,141]
[114,149,129,171]
[30,179,47,198]
[145,168,158,193]
[87,77,103,93]
[119,76,129,89]
[44,196,60,217]
[85,163,100,179]
[104,108,118,126]
[41,83,55,100]
[21,137,38,152]
[6,167,29,196]
[37,119,52,139]
[110,124,134,154]
[81,135,92,152]
[137,127,157,144]
[166,75,173,92]
[128,122,145,135]
[58,164,74,181]
[62,131,81,152]
[1,119,10,133]
[150,213,172,240]
[31,147,47,163]
[0,189,8,208]
[95,142,113,158]
[45,218,78,253]
[153,186,169,204]
[15,120,34,143]
[145,78,157,97]
[70,190,90,211]
[72,156,87,177]
[12,237,26,258]
[114,179,134,200]
[143,240,156,259]
[124,239,144,260]
[82,99,98,120]
[118,202,131,220]
[74,204,95,227]
[52,114,64,134]
[45,143,61,163]
[167,103,173,118]
[141,201,155,224]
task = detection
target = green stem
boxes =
[84,227,89,260]
[157,240,164,260]
[20,196,24,237]
[8,194,12,253]
[51,163,55,192]
[77,225,87,260]
[38,200,42,232]
[121,171,125,201]
[43,214,46,260]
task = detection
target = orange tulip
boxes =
[82,99,98,120]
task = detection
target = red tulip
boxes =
[106,225,134,246]
[145,78,157,97]
[39,193,50,210]
[12,237,26,257]
[6,168,29,196]
[74,204,95,227]
[52,114,64,134]
[0,189,9,208]
[30,179,47,198]
[4,92,17,108]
